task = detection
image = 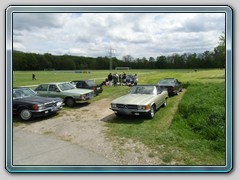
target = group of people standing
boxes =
[101,72,138,87]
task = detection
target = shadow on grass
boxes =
[101,113,146,124]
[182,82,190,89]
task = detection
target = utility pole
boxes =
[108,47,115,70]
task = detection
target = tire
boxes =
[147,105,155,119]
[115,112,123,117]
[65,98,75,107]
[162,99,167,107]
[18,108,32,121]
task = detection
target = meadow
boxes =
[12,69,226,165]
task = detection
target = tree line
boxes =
[13,35,225,70]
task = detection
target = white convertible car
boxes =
[110,85,169,119]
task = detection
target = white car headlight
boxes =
[111,103,117,108]
[38,105,45,110]
[80,94,86,100]
[56,102,62,107]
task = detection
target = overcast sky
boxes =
[13,12,225,59]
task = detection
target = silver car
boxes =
[35,82,94,107]
[110,85,168,119]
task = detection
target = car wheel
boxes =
[162,99,167,107]
[65,98,75,107]
[147,105,155,119]
[18,108,32,121]
[115,113,122,117]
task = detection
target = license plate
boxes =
[51,106,57,111]
[121,109,131,115]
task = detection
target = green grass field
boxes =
[12,69,226,165]
[13,69,224,88]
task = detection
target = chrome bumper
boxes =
[110,108,150,115]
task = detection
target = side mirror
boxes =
[56,89,60,92]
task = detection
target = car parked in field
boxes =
[34,82,94,107]
[125,74,137,86]
[110,85,168,119]
[157,78,182,95]
[13,87,63,121]
[70,80,103,96]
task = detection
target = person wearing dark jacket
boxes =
[32,74,36,80]
[122,72,126,85]
[113,73,118,87]
[119,74,122,85]
[134,74,138,86]
[108,73,113,86]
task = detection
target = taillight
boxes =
[92,87,96,91]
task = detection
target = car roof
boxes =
[40,82,70,85]
[159,78,176,82]
[71,80,93,82]
[133,84,157,87]
[161,78,176,80]
[13,87,30,89]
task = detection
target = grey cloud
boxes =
[75,36,90,43]
[12,13,225,59]
[13,31,23,42]
[13,13,62,31]
[13,31,23,36]
[180,14,225,33]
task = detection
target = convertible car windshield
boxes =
[13,88,36,99]
[129,86,156,95]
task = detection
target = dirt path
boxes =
[14,98,165,165]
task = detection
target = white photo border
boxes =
[5,5,233,173]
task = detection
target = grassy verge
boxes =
[106,82,226,165]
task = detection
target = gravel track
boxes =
[14,98,164,165]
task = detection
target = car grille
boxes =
[116,104,137,109]
[45,102,56,108]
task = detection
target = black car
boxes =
[70,80,103,96]
[157,78,183,95]
[125,74,137,86]
[13,87,63,121]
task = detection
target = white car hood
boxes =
[112,94,154,105]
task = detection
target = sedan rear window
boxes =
[58,83,75,91]
[159,79,175,85]
[86,80,96,86]
[35,84,48,91]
